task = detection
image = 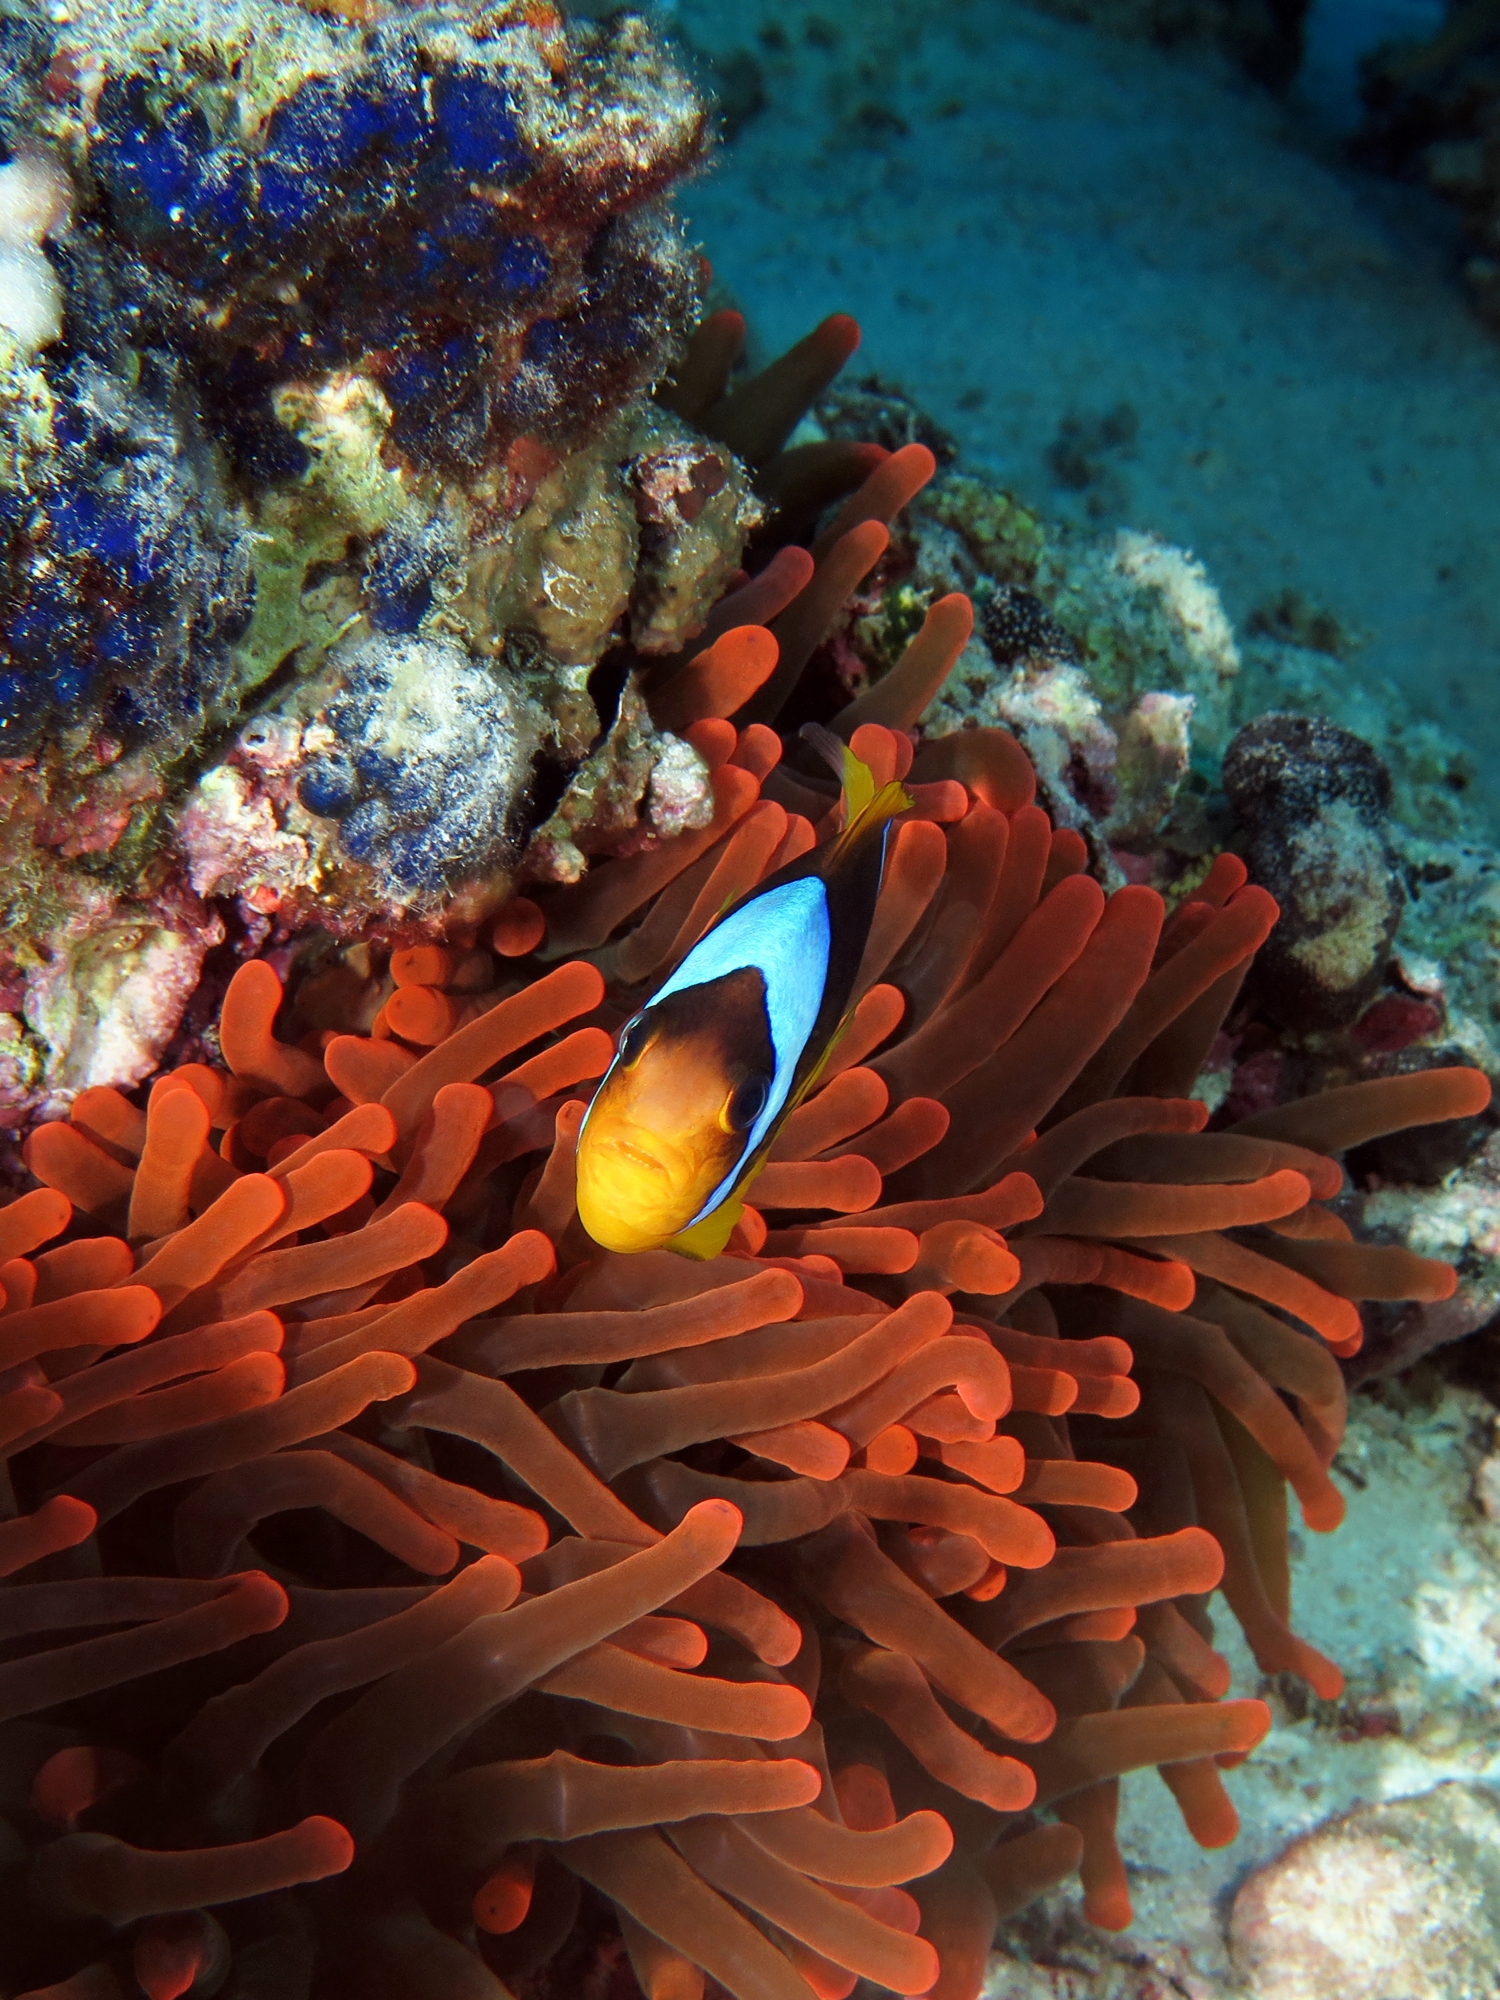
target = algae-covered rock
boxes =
[852,458,1237,867]
[1230,1784,1500,2000]
[1223,712,1404,1030]
[0,0,759,1116]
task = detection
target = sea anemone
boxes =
[0,315,1487,2000]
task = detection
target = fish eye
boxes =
[727,1072,771,1131]
[617,1012,651,1065]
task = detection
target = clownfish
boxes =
[575,733,911,1258]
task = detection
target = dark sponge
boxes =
[1222,712,1392,827]
[980,584,1078,669]
[1223,712,1403,1032]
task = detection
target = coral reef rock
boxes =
[860,469,1230,871]
[0,0,761,1124]
[1230,1783,1500,1999]
[1222,712,1404,1031]
[810,385,1241,853]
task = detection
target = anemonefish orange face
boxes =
[576,873,835,1256]
[575,967,778,1255]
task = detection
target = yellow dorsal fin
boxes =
[799,722,913,847]
[841,741,877,825]
[839,750,913,853]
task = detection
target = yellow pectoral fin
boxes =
[665,1128,786,1259]
[666,1193,745,1261]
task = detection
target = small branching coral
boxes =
[0,529,1485,2000]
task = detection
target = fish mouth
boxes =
[592,1122,697,1192]
[602,1134,674,1178]
[575,1121,708,1253]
